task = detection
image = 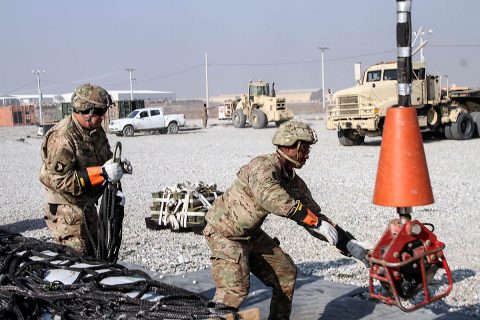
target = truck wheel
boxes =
[338,129,364,146]
[252,109,267,129]
[167,122,179,134]
[451,113,474,140]
[427,107,441,131]
[232,109,246,128]
[471,112,480,137]
[123,125,134,137]
[444,124,453,139]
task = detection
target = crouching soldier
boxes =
[203,120,368,320]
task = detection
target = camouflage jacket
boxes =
[39,115,112,206]
[205,153,329,238]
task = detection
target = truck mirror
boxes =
[354,63,362,83]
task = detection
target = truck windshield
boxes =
[127,110,139,118]
[366,71,381,82]
[383,69,397,81]
[381,69,424,81]
[413,68,425,80]
[250,85,270,96]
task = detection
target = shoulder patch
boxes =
[50,147,75,174]
[55,162,66,173]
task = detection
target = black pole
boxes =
[396,0,412,107]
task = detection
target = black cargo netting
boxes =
[0,229,239,319]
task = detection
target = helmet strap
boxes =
[277,147,302,169]
[296,141,302,162]
[84,109,94,127]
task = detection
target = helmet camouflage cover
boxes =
[71,83,113,112]
[272,120,318,147]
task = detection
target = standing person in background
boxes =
[39,83,128,256]
[203,121,369,320]
[202,103,208,129]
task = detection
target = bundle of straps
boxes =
[0,229,240,319]
[150,181,223,231]
[86,142,126,263]
[96,181,124,262]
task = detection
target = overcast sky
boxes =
[1,0,479,99]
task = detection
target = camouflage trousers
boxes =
[44,203,98,256]
[205,227,297,320]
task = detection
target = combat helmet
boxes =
[71,83,113,112]
[272,121,317,147]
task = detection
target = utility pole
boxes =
[32,69,44,126]
[412,26,433,63]
[126,68,135,100]
[205,52,209,109]
[420,29,432,63]
[317,47,329,112]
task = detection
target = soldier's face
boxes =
[88,113,105,128]
[75,111,106,129]
[296,143,311,167]
[282,143,311,168]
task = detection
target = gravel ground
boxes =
[0,116,479,317]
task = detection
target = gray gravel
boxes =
[0,116,479,317]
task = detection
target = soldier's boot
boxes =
[267,270,296,320]
[249,240,297,320]
[213,286,249,309]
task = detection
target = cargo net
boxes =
[146,181,223,233]
[0,229,239,319]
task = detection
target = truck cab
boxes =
[326,60,480,145]
[326,61,438,145]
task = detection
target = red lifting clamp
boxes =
[368,219,453,312]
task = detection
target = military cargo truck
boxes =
[326,61,480,145]
[231,81,293,129]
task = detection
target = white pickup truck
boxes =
[109,107,186,136]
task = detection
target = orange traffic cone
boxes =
[373,107,434,207]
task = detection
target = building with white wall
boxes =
[9,90,176,105]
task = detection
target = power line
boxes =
[210,49,395,67]
[4,44,478,94]
[429,44,480,48]
[1,81,35,96]
[40,70,128,91]
[326,50,394,62]
[97,65,204,87]
[211,60,319,67]
[135,65,203,83]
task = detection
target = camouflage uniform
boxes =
[39,114,112,255]
[204,153,330,320]
[202,105,208,128]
